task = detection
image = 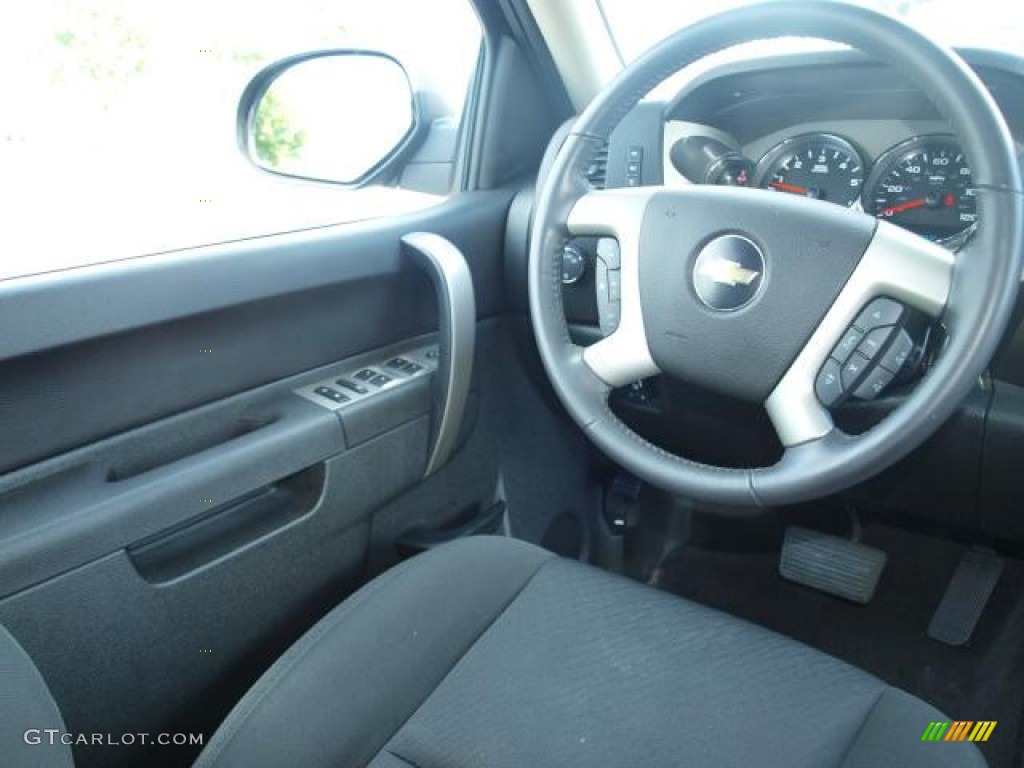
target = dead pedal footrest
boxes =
[779,526,887,604]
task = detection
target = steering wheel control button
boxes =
[596,238,620,269]
[880,329,915,373]
[314,386,349,404]
[841,354,870,390]
[561,243,586,284]
[853,364,896,400]
[815,359,845,407]
[692,234,765,312]
[833,327,864,363]
[608,270,621,302]
[857,327,894,360]
[854,297,904,331]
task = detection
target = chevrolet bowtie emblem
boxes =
[698,257,760,287]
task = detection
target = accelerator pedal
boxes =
[927,549,1004,646]
[779,526,887,604]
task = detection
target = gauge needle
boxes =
[880,198,926,216]
[769,181,808,194]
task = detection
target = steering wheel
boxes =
[529,1,1023,508]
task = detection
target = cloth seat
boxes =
[194,536,984,767]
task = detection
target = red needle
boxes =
[880,198,926,216]
[770,181,808,194]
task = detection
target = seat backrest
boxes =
[0,622,74,767]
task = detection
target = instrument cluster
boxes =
[670,131,978,248]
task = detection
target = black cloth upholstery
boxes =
[0,622,73,768]
[196,536,985,768]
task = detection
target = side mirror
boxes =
[237,50,419,186]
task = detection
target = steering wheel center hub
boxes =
[692,234,766,311]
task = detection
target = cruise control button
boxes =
[815,359,844,407]
[596,238,620,269]
[853,298,904,331]
[853,364,896,400]
[336,379,369,395]
[314,386,349,403]
[607,270,621,302]
[880,329,914,373]
[833,327,863,363]
[841,353,870,390]
[857,326,894,360]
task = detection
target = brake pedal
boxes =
[927,549,1003,646]
[779,526,887,604]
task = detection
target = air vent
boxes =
[586,142,609,189]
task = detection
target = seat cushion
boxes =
[195,536,985,768]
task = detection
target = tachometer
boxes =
[864,135,977,246]
[755,133,865,208]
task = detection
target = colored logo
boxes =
[692,234,765,312]
[921,721,996,742]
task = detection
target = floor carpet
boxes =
[654,524,1024,767]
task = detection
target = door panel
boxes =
[0,186,519,767]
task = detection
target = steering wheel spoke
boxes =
[567,188,661,387]
[765,219,955,447]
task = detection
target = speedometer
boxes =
[864,135,977,246]
[755,133,865,208]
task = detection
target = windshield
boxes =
[601,0,1023,61]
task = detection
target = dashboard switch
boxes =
[815,359,844,407]
[854,298,904,331]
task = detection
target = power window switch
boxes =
[385,357,409,371]
[336,379,369,395]
[314,386,349,403]
[354,368,376,382]
[369,374,391,387]
[403,362,423,374]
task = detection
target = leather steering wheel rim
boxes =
[528,1,1023,508]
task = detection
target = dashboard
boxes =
[586,49,1023,253]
